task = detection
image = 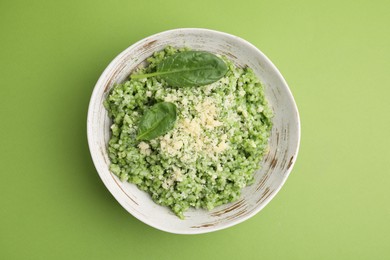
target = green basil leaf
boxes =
[131,51,228,87]
[136,102,177,141]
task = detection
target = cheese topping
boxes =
[159,96,229,163]
[138,141,151,156]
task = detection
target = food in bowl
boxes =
[103,46,273,219]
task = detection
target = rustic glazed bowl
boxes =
[87,28,300,234]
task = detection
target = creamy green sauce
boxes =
[104,46,273,218]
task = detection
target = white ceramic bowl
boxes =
[87,28,300,234]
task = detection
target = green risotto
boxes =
[104,46,273,218]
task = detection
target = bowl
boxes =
[87,28,300,234]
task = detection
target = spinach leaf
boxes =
[136,102,177,141]
[131,51,228,87]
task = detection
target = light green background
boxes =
[1,0,389,259]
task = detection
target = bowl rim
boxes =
[87,28,301,234]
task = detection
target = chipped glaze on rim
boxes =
[87,28,301,234]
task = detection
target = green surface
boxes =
[1,0,389,259]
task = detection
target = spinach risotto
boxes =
[104,46,273,219]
